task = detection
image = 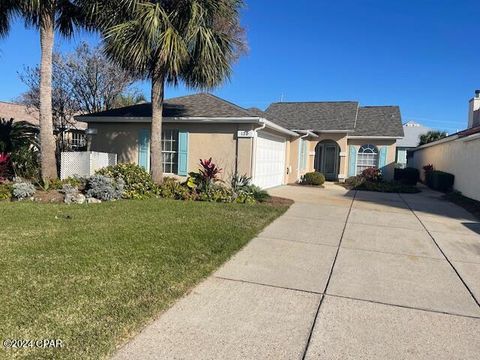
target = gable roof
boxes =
[353,106,404,137]
[265,102,358,131]
[77,93,255,120]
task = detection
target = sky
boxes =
[0,0,478,133]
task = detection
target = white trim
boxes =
[458,133,480,142]
[292,129,319,138]
[259,118,298,136]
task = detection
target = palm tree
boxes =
[88,0,245,183]
[0,0,84,182]
[419,130,448,146]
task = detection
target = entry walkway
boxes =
[114,184,480,359]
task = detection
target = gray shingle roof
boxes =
[265,102,359,131]
[354,106,404,137]
[77,93,255,119]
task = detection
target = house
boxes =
[0,101,87,150]
[411,90,480,201]
[395,121,431,168]
[76,93,404,188]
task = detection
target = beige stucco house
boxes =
[76,93,404,188]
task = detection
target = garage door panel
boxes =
[253,132,286,189]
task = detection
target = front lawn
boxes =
[0,199,288,359]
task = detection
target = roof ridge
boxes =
[360,105,399,108]
[270,101,358,105]
[201,93,255,116]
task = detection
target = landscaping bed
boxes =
[0,199,289,359]
[341,168,420,193]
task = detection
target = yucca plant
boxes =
[85,0,246,183]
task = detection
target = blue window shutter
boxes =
[348,145,357,177]
[138,129,150,172]
[379,146,388,174]
[177,131,189,176]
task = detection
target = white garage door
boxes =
[253,132,287,189]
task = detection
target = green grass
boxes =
[0,199,288,360]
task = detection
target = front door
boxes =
[315,142,339,181]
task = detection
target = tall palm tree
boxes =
[419,130,448,146]
[0,0,84,181]
[88,0,245,183]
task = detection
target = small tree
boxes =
[419,131,448,146]
[87,0,246,184]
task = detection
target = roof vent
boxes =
[475,90,480,98]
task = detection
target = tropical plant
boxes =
[0,0,89,181]
[419,131,448,146]
[0,118,40,180]
[360,167,382,182]
[87,0,246,183]
[230,173,251,191]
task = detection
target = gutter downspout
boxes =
[250,121,266,183]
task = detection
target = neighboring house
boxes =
[412,90,480,201]
[395,120,431,168]
[77,93,404,188]
[0,101,87,150]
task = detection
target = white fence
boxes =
[412,135,480,201]
[60,151,117,180]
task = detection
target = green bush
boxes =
[429,170,455,192]
[96,163,159,199]
[159,177,197,201]
[0,184,12,201]
[356,181,420,193]
[394,167,420,185]
[301,172,325,186]
[12,181,36,200]
[345,176,365,188]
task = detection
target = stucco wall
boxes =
[347,139,397,180]
[87,122,254,180]
[412,136,480,201]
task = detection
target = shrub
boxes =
[198,184,233,203]
[159,177,197,201]
[423,164,434,186]
[356,181,420,193]
[12,181,36,200]
[345,175,365,188]
[63,176,87,190]
[230,173,251,192]
[86,175,124,201]
[394,167,419,185]
[429,170,455,192]
[360,167,382,182]
[0,183,12,201]
[0,153,12,181]
[301,172,325,186]
[96,163,158,199]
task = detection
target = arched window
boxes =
[357,144,379,174]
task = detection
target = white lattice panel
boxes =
[60,152,117,179]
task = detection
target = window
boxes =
[162,130,178,174]
[357,144,378,174]
[299,139,308,171]
[71,132,86,149]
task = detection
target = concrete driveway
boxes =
[114,184,480,359]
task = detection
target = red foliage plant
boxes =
[199,158,222,182]
[423,164,434,172]
[361,167,382,182]
[0,153,12,182]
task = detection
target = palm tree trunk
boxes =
[150,71,165,184]
[39,14,58,181]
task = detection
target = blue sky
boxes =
[0,0,478,132]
